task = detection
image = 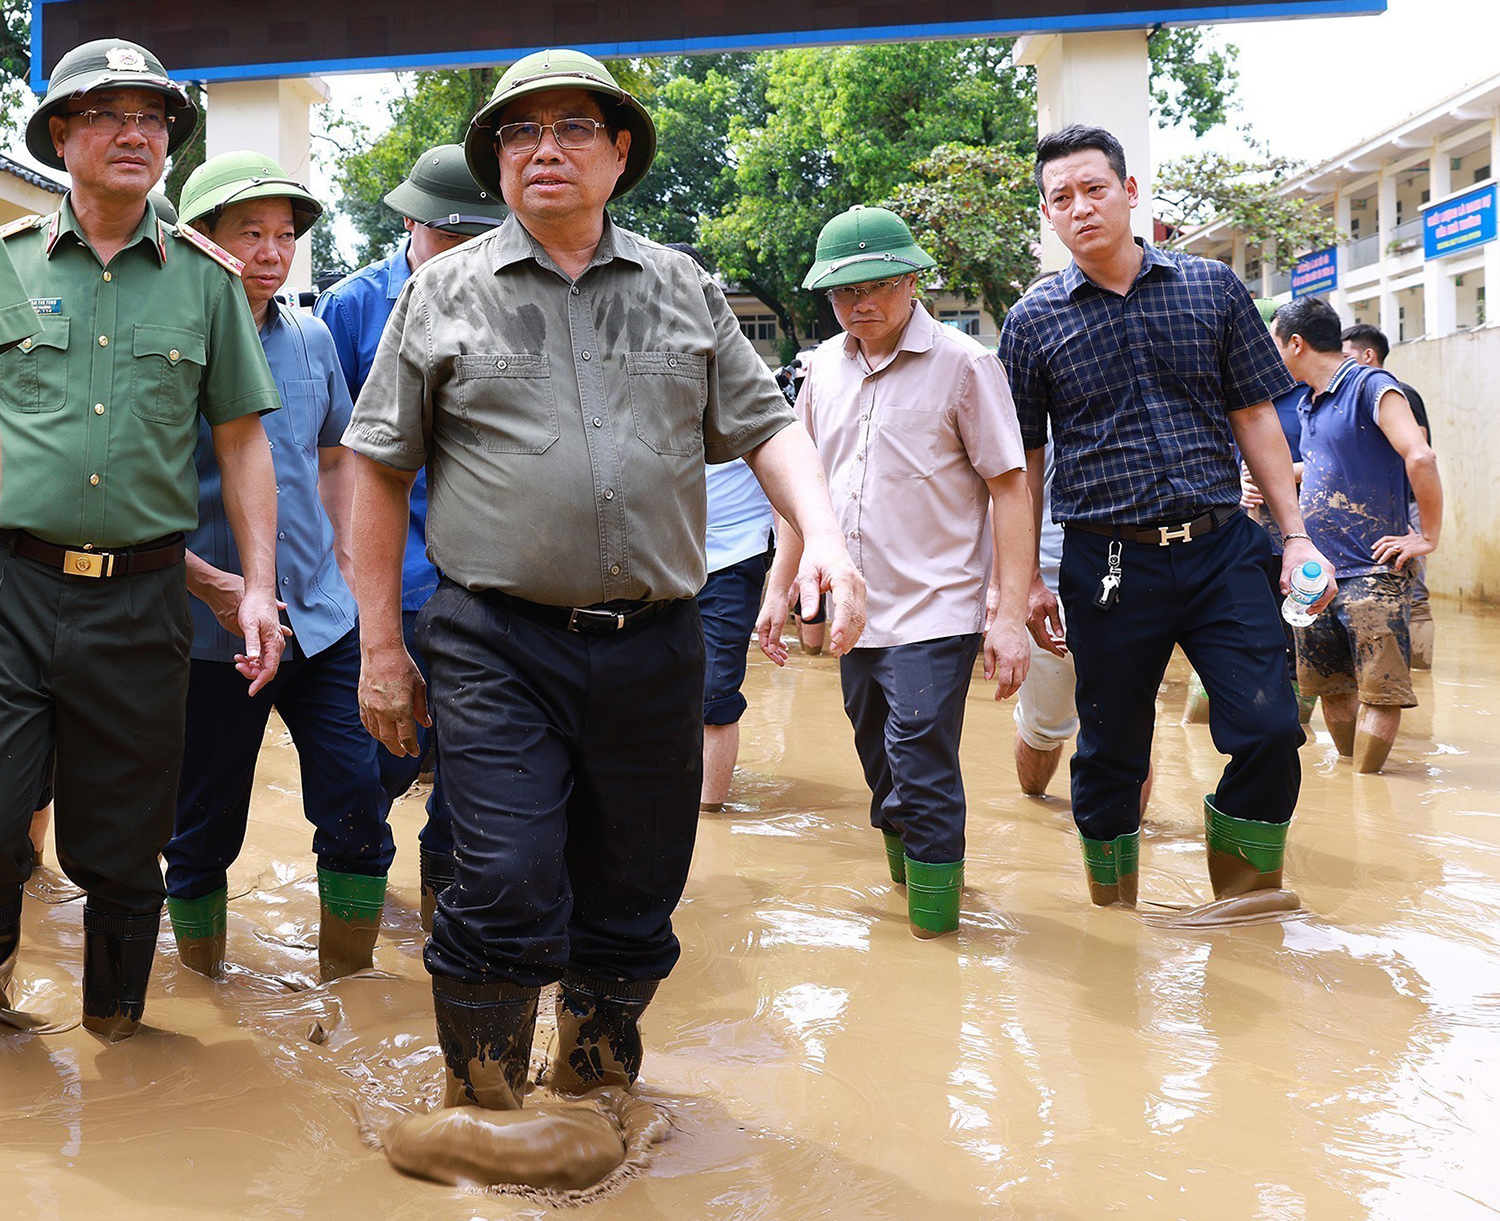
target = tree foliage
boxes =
[1155,148,1340,271]
[1148,28,1239,138]
[0,1,29,137]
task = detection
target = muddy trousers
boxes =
[839,634,981,865]
[164,629,396,902]
[419,579,704,989]
[1060,511,1304,843]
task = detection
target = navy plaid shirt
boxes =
[999,242,1295,524]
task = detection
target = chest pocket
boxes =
[877,407,949,480]
[278,379,324,450]
[1,318,70,414]
[627,351,706,457]
[131,325,206,425]
[455,353,559,454]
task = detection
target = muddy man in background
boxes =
[345,49,861,1121]
[0,38,283,1039]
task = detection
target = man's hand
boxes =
[1239,462,1265,511]
[1026,574,1067,657]
[795,538,865,657]
[359,642,431,757]
[984,616,1030,701]
[1372,530,1435,571]
[235,587,286,696]
[1280,536,1337,615]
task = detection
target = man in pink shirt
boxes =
[758,206,1035,938]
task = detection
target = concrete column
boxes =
[1331,188,1351,316]
[204,77,329,294]
[1015,31,1153,273]
[1485,116,1500,325]
[1377,166,1399,336]
[1423,142,1455,337]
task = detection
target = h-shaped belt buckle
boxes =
[1157,522,1194,546]
[566,606,626,632]
[64,548,114,577]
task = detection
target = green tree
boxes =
[1148,28,1239,138]
[1155,147,1340,273]
[0,1,29,136]
[885,142,1038,327]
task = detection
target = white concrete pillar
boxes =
[1377,166,1399,336]
[1331,188,1351,316]
[1015,31,1153,273]
[205,77,329,294]
[1423,142,1456,337]
[1485,116,1500,325]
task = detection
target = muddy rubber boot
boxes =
[166,888,227,977]
[0,898,20,1010]
[1204,794,1288,898]
[433,976,540,1110]
[81,907,159,1042]
[1409,600,1434,670]
[882,831,906,885]
[1291,682,1317,726]
[1325,715,1356,757]
[1182,672,1210,724]
[317,868,386,981]
[1079,831,1140,907]
[550,971,660,1095]
[904,858,962,939]
[418,850,455,936]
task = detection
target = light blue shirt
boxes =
[187,302,356,661]
[315,237,437,611]
[705,459,773,575]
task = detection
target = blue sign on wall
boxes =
[1291,247,1338,298]
[1423,182,1499,261]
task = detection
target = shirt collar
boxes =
[840,299,935,365]
[259,294,289,337]
[386,235,413,299]
[49,193,167,266]
[1312,356,1359,403]
[488,211,643,276]
[1061,238,1178,299]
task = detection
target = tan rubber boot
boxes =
[549,972,659,1095]
[317,869,386,981]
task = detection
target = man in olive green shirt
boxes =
[346,50,863,1118]
[0,38,283,1041]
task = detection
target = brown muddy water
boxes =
[5,602,1500,1219]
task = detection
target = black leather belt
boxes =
[0,529,186,577]
[1067,505,1240,546]
[485,589,670,635]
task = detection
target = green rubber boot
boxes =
[1204,794,1288,898]
[166,887,228,977]
[317,869,386,981]
[1078,831,1140,907]
[903,858,962,939]
[882,832,906,885]
[1291,681,1317,726]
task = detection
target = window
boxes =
[739,313,779,343]
[937,309,982,337]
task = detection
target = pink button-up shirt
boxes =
[797,302,1025,648]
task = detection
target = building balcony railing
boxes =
[1387,216,1424,253]
[1347,233,1380,269]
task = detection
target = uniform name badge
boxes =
[29,298,63,316]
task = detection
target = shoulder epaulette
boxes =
[0,214,45,241]
[172,222,245,276]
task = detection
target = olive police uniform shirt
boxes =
[0,198,281,550]
[0,240,40,354]
[345,214,795,605]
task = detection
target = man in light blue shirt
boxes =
[164,153,394,981]
[314,144,505,926]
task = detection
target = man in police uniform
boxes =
[316,144,505,930]
[0,39,284,1040]
[346,49,863,1113]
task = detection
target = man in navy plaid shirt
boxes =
[999,125,1335,911]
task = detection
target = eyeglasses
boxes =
[826,276,910,305]
[495,118,606,154]
[66,107,173,138]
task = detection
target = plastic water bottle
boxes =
[1282,561,1327,627]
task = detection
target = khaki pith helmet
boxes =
[178,151,323,238]
[27,38,197,171]
[383,144,505,236]
[465,49,656,203]
[802,206,937,292]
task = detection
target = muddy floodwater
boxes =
[5,602,1500,1219]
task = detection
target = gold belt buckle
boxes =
[1157,522,1193,546]
[64,549,114,578]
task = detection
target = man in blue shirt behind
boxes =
[1273,296,1441,773]
[314,145,506,928]
[999,124,1335,911]
[164,153,394,981]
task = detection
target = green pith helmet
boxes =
[465,48,656,202]
[26,38,198,170]
[178,151,323,238]
[1255,297,1280,327]
[802,206,937,292]
[148,190,177,226]
[383,143,505,236]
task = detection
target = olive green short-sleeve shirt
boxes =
[344,214,795,605]
[0,240,40,354]
[0,197,281,549]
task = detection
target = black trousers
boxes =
[0,548,191,917]
[1061,511,1304,841]
[419,580,705,988]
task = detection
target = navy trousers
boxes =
[696,548,773,726]
[1060,511,1304,842]
[839,634,981,865]
[420,580,705,988]
[165,627,395,901]
[373,608,451,857]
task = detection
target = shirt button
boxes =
[98,335,108,347]
[609,564,621,576]
[89,474,99,486]
[268,441,275,450]
[496,358,507,369]
[570,286,581,296]
[603,488,615,500]
[582,351,592,361]
[667,356,678,368]
[20,338,31,351]
[278,531,286,540]
[102,271,111,282]
[592,417,603,428]
[169,349,180,362]
[282,576,290,585]
[94,403,105,415]
[856,451,865,461]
